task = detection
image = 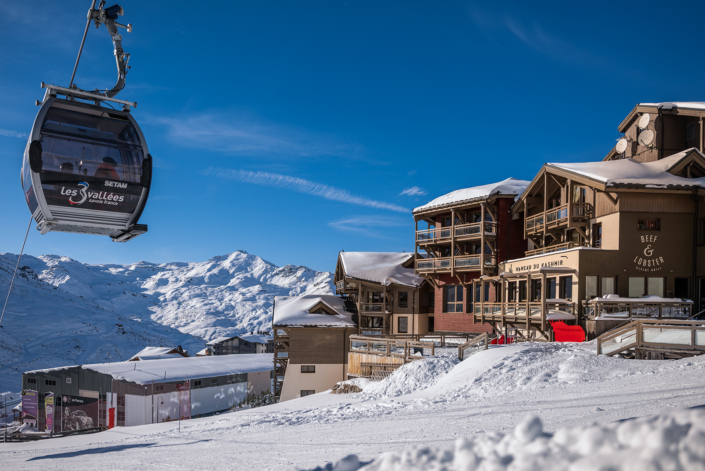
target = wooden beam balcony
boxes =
[415,255,497,274]
[335,279,359,294]
[582,299,693,320]
[360,303,391,314]
[472,301,575,329]
[525,202,593,235]
[525,241,588,257]
[416,222,498,246]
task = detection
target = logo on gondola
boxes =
[68,182,89,206]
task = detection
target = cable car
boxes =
[21,2,151,242]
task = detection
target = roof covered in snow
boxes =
[273,295,355,327]
[548,149,705,190]
[129,346,187,361]
[413,178,530,213]
[638,102,705,111]
[27,354,273,384]
[206,334,271,346]
[339,252,424,288]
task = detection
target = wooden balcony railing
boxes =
[473,301,574,325]
[596,319,705,357]
[416,255,497,273]
[416,222,497,244]
[525,241,588,257]
[416,228,452,243]
[360,303,390,314]
[335,280,358,293]
[525,203,593,234]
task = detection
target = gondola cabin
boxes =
[22,85,151,242]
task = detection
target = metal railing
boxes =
[582,299,693,320]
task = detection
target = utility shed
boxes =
[23,354,273,429]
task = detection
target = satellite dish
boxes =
[615,138,628,154]
[638,129,655,147]
[638,113,651,130]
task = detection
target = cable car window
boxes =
[40,108,144,184]
[22,160,39,214]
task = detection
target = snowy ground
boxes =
[1,341,704,469]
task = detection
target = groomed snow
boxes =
[413,178,530,213]
[549,148,705,189]
[2,342,704,470]
[339,252,424,288]
[273,294,355,327]
[26,353,273,384]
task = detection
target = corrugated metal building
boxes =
[23,354,273,430]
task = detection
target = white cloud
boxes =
[400,186,427,197]
[152,113,364,159]
[0,128,28,139]
[203,168,409,213]
[328,216,408,238]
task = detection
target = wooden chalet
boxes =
[272,295,356,402]
[473,102,705,340]
[334,252,428,336]
[412,178,529,333]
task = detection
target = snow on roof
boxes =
[339,252,424,287]
[206,336,233,346]
[549,149,705,189]
[639,102,705,111]
[413,178,530,213]
[273,295,355,327]
[196,348,210,356]
[27,354,273,384]
[239,334,272,344]
[129,347,185,361]
[589,294,693,303]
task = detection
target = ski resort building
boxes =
[472,103,705,340]
[206,334,274,355]
[129,346,189,361]
[272,295,356,402]
[334,252,429,336]
[22,354,272,430]
[412,179,530,334]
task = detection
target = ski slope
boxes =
[0,250,332,391]
[1,342,704,470]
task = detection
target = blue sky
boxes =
[0,0,703,272]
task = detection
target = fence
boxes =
[348,336,435,380]
[583,300,693,320]
[458,333,489,360]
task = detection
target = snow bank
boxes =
[362,356,458,399]
[312,408,705,471]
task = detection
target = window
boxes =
[475,283,481,303]
[519,280,527,301]
[546,278,557,299]
[211,378,218,385]
[117,411,125,422]
[648,277,665,297]
[675,278,689,299]
[398,317,408,334]
[301,365,315,373]
[117,395,126,407]
[466,285,474,313]
[637,219,660,231]
[27,378,36,384]
[45,380,56,386]
[629,277,645,297]
[507,281,516,302]
[193,380,202,387]
[444,285,463,312]
[698,219,705,245]
[559,276,572,301]
[367,292,383,303]
[573,186,586,204]
[66,377,72,384]
[398,292,408,308]
[592,223,602,248]
[687,122,696,141]
[531,279,542,301]
[586,275,616,299]
[484,283,490,303]
[155,385,164,393]
[301,390,315,397]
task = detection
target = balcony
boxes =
[415,255,497,274]
[525,241,588,257]
[335,279,358,294]
[416,222,497,245]
[582,297,693,320]
[525,203,592,235]
[360,302,391,314]
[473,301,575,324]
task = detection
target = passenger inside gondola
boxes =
[59,162,74,174]
[94,157,121,180]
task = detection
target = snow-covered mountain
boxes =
[0,250,332,391]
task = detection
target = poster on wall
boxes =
[45,393,55,433]
[21,390,38,428]
[61,395,99,431]
[177,382,191,420]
